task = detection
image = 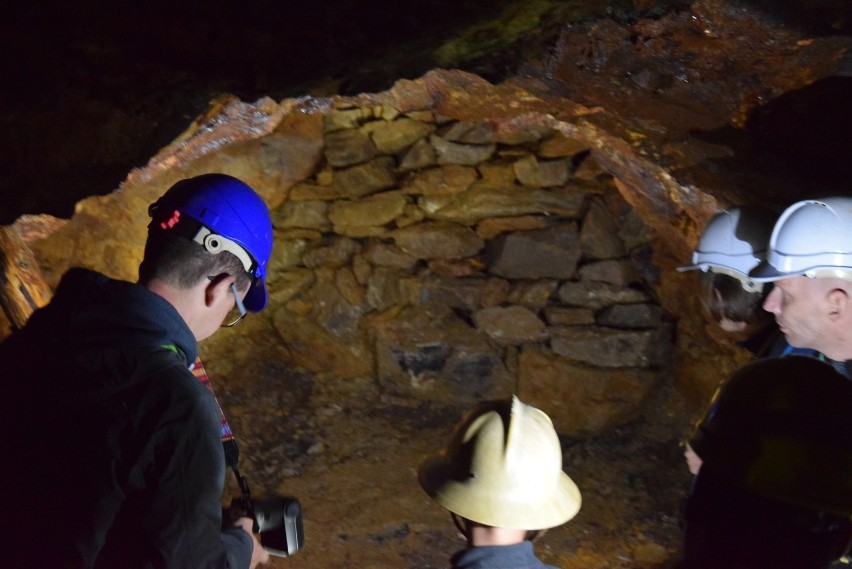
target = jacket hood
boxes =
[26,268,197,364]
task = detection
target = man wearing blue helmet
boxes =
[0,174,273,568]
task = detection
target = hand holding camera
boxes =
[233,516,271,567]
[230,469,305,558]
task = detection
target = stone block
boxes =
[473,305,548,345]
[398,138,436,171]
[475,215,555,240]
[440,120,497,144]
[430,134,496,165]
[328,191,408,230]
[366,305,511,404]
[273,306,373,379]
[538,133,590,158]
[518,344,659,438]
[367,267,403,311]
[418,276,486,312]
[365,117,434,154]
[578,259,636,286]
[333,157,397,198]
[391,221,484,260]
[542,306,596,326]
[272,199,331,232]
[556,281,650,309]
[427,183,588,225]
[549,326,672,368]
[324,128,377,167]
[513,155,571,187]
[580,198,627,259]
[506,279,559,309]
[401,165,477,196]
[485,223,581,279]
[302,236,361,269]
[597,303,664,329]
[362,241,419,270]
[324,106,370,132]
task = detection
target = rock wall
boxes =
[267,103,671,437]
[7,70,727,439]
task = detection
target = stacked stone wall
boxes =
[268,103,672,437]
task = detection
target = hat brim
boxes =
[243,278,268,312]
[417,454,581,530]
[676,264,700,273]
[748,260,795,283]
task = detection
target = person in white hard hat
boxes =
[418,396,581,569]
[747,196,852,567]
[750,196,852,377]
[678,206,821,475]
[678,206,779,344]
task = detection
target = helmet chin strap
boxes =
[451,512,468,541]
[192,226,256,277]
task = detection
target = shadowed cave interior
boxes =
[0,1,850,567]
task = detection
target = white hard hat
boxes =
[750,196,852,282]
[677,207,776,292]
[418,396,581,530]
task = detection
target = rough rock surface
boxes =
[2,0,850,566]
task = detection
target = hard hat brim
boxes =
[676,263,700,272]
[748,260,796,282]
[243,278,268,312]
[417,453,581,530]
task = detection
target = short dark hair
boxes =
[699,271,766,325]
[138,232,252,291]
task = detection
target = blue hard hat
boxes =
[149,173,273,312]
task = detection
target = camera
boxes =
[230,472,305,557]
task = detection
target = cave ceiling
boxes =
[0,0,849,228]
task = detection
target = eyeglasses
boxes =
[223,282,248,327]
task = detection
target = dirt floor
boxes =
[204,315,699,569]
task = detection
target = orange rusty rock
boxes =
[0,226,53,330]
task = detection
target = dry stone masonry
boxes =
[269,103,672,437]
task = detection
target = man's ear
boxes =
[205,273,234,308]
[826,287,849,321]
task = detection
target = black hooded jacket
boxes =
[0,268,251,568]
